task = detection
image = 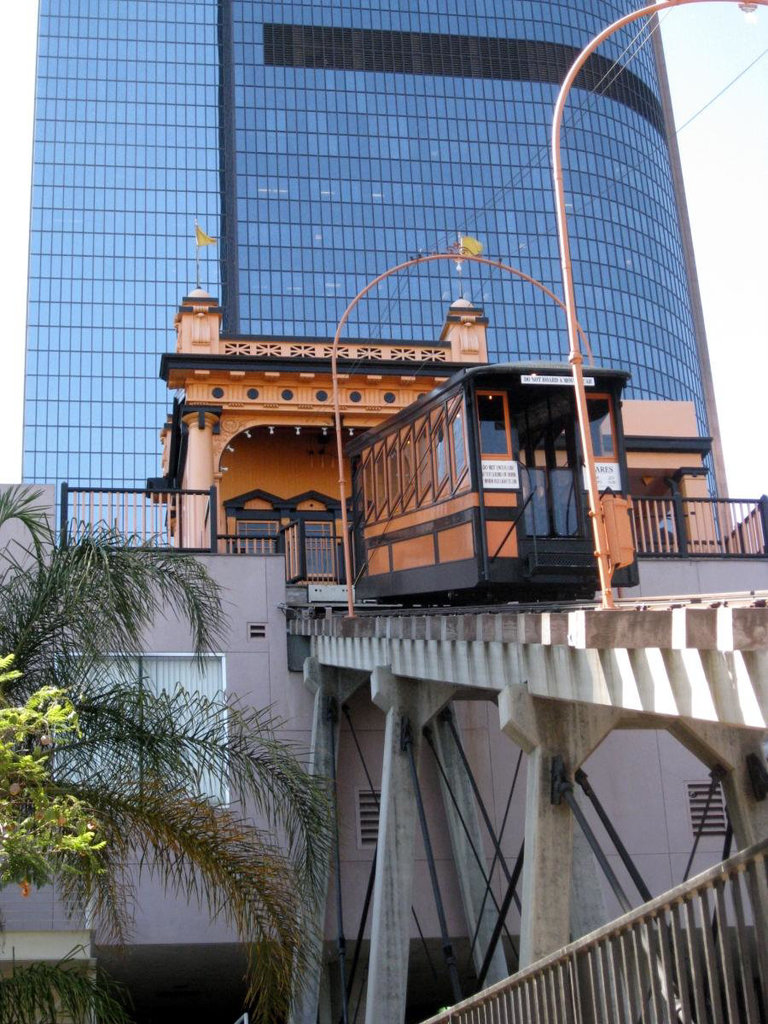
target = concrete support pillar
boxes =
[430,709,508,985]
[668,717,768,947]
[364,668,456,1024]
[289,659,366,1024]
[181,410,217,547]
[668,718,768,850]
[499,688,621,967]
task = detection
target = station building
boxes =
[7,290,768,1023]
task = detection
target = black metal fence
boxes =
[633,496,768,558]
[60,483,217,551]
[61,485,768,576]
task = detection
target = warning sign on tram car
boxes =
[481,459,520,490]
[582,462,623,492]
[521,374,595,387]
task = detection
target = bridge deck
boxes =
[289,593,768,728]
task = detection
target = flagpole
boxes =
[194,220,201,289]
[193,220,216,290]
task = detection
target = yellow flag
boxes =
[460,236,483,256]
[195,222,216,246]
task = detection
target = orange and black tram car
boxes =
[348,363,638,604]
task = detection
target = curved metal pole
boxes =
[552,0,767,609]
[333,252,594,618]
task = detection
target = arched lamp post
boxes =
[553,0,767,609]
[332,252,594,619]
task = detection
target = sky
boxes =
[0,3,766,495]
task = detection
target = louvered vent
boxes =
[358,789,381,848]
[687,781,728,837]
[248,623,267,640]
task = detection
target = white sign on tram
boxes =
[482,459,520,490]
[521,374,595,387]
[583,462,623,492]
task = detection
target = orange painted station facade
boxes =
[153,289,721,597]
[157,290,491,570]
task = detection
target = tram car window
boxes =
[347,364,638,605]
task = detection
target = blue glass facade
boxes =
[24,1,221,484]
[24,1,709,486]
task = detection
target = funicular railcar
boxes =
[348,363,638,604]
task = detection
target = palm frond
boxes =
[59,784,311,1022]
[0,512,331,1020]
[0,536,225,704]
[0,486,53,563]
[0,956,129,1024]
[56,679,331,897]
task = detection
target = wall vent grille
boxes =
[687,781,728,837]
[248,623,267,640]
[358,789,381,848]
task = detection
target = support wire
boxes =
[575,767,653,903]
[682,765,726,883]
[465,747,524,971]
[402,716,463,1005]
[423,727,518,958]
[442,707,521,907]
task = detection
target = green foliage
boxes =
[0,671,106,890]
[0,953,128,1024]
[0,487,332,1024]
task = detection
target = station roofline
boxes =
[158,351,480,381]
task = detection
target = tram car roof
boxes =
[346,360,631,456]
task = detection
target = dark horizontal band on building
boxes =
[263,23,664,134]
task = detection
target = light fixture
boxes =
[739,1,758,19]
[321,427,328,437]
[295,426,302,435]
[226,444,235,452]
[221,466,230,472]
[348,428,354,436]
[245,430,252,439]
[268,425,275,435]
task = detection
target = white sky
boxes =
[0,3,766,495]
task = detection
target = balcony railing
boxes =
[283,520,344,584]
[61,485,768,579]
[633,495,768,558]
[420,836,768,1024]
[217,533,279,556]
[61,484,217,551]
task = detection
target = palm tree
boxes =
[0,487,330,1024]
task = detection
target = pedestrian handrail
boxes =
[420,836,768,1023]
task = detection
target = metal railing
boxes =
[284,520,344,584]
[59,485,349,581]
[59,484,768,568]
[60,484,217,551]
[217,533,280,556]
[633,496,768,558]
[421,837,768,1024]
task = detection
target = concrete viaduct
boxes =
[288,598,768,1024]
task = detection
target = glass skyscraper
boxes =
[24,1,715,487]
